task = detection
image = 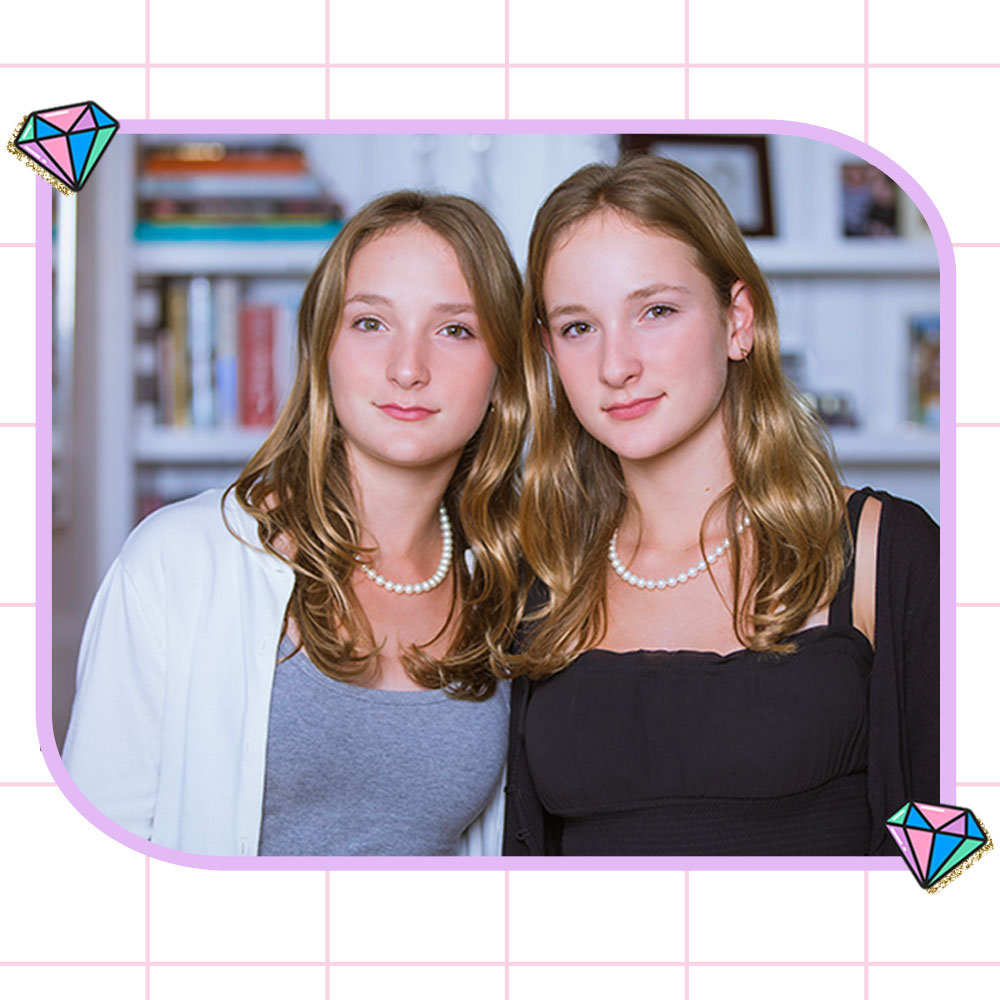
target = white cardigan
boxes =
[62,489,506,857]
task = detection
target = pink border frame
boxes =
[35,118,954,872]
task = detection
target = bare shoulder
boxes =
[850,489,882,647]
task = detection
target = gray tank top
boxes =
[258,637,508,856]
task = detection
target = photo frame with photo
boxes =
[841,161,900,238]
[620,134,775,236]
[907,313,941,429]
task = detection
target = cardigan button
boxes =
[515,829,529,841]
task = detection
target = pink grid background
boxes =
[2,1,999,997]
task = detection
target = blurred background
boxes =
[51,132,941,746]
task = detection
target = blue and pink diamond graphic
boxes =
[11,101,118,192]
[886,801,991,892]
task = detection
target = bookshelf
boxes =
[127,137,346,521]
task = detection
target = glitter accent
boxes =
[926,816,992,895]
[7,115,71,196]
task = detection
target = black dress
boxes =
[503,489,940,856]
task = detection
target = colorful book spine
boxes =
[238,304,276,428]
[187,276,214,429]
[134,220,342,242]
[164,280,190,427]
[213,278,240,428]
[156,328,175,427]
[245,279,303,413]
[141,144,307,174]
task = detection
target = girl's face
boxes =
[328,223,497,477]
[541,209,753,467]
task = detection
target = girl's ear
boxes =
[726,280,755,361]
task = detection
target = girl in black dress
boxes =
[504,156,939,856]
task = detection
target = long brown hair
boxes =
[227,191,527,697]
[516,155,847,676]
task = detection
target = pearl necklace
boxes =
[608,515,750,590]
[355,505,453,596]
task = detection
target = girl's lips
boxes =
[604,395,663,420]
[376,403,438,421]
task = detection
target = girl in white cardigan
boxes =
[64,191,527,856]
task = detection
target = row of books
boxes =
[135,282,939,437]
[134,276,303,430]
[135,141,344,241]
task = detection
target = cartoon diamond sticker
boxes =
[9,101,119,193]
[886,801,992,893]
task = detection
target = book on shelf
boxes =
[213,278,240,428]
[164,280,190,427]
[136,275,303,433]
[138,173,330,199]
[238,303,277,428]
[188,276,214,428]
[140,198,339,221]
[140,142,308,174]
[244,278,301,412]
[134,220,343,242]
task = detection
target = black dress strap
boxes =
[828,488,874,628]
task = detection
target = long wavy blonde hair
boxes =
[227,191,527,698]
[516,156,847,676]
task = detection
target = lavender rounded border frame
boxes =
[35,117,954,872]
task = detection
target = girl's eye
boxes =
[644,304,675,319]
[559,321,593,339]
[439,323,474,340]
[353,316,385,332]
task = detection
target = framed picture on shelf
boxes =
[840,161,900,237]
[907,313,941,429]
[619,134,775,236]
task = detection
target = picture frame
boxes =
[840,160,900,238]
[907,312,941,429]
[620,134,775,237]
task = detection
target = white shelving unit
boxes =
[134,427,270,464]
[134,240,329,276]
[748,238,939,277]
[830,431,940,466]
